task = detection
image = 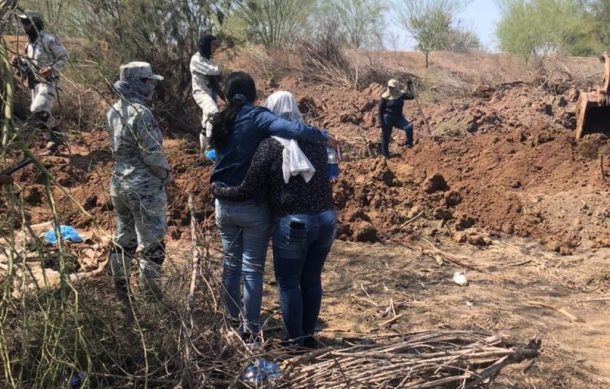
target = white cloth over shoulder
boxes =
[272,136,316,184]
[265,91,315,183]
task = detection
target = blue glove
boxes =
[205,149,217,161]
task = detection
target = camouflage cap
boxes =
[17,10,44,23]
[119,61,164,82]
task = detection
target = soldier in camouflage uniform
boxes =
[11,10,68,155]
[107,62,170,301]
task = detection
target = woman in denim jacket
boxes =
[209,73,336,341]
[213,91,337,347]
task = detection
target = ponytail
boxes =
[210,95,247,149]
[209,71,257,149]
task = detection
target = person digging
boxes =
[378,79,415,158]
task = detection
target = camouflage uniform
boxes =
[106,62,169,298]
[16,10,68,151]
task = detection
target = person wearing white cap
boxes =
[107,61,171,303]
[11,10,69,155]
[378,78,415,158]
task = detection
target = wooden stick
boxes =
[526,300,582,322]
[187,194,201,313]
[380,313,405,327]
[400,211,424,228]
[578,297,610,302]
[407,83,433,137]
[420,238,516,284]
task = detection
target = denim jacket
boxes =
[211,102,327,192]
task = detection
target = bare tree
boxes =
[235,0,316,48]
[326,0,386,49]
[393,0,468,67]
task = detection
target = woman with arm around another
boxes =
[209,73,336,341]
[213,91,337,347]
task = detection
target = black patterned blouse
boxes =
[212,138,334,217]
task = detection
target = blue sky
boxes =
[386,0,502,52]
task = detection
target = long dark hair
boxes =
[198,32,217,59]
[210,71,257,149]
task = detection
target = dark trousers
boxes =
[272,210,337,345]
[381,114,413,157]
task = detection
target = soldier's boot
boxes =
[139,266,163,301]
[139,242,165,301]
[110,249,136,323]
[109,248,135,304]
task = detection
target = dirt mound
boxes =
[4,51,609,254]
[324,83,609,251]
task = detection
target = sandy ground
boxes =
[233,237,610,387]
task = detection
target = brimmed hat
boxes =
[119,61,164,81]
[382,79,405,99]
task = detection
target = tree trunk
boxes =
[425,51,430,68]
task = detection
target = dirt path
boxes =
[231,237,610,387]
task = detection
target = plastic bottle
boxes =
[243,358,282,385]
[326,145,340,180]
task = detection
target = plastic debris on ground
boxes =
[243,358,282,385]
[44,225,84,245]
[452,271,468,286]
[68,372,86,388]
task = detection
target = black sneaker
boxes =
[303,336,321,349]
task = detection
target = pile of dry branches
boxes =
[279,331,540,388]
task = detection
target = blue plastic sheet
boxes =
[44,225,84,245]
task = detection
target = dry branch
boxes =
[279,331,540,388]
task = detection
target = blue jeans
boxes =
[272,210,337,345]
[381,115,413,157]
[215,199,271,333]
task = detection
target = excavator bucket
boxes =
[575,54,610,139]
